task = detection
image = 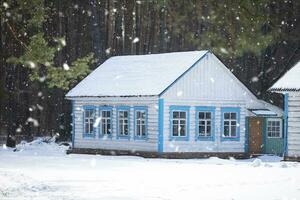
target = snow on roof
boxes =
[66,51,208,97]
[249,109,278,117]
[270,61,300,92]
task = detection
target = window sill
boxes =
[196,136,214,141]
[83,134,96,138]
[99,134,113,139]
[221,136,240,141]
[134,136,148,141]
[117,135,130,140]
[169,136,189,141]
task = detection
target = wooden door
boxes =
[248,117,263,154]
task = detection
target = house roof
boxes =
[66,51,208,97]
[269,61,300,92]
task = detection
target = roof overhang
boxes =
[248,109,278,117]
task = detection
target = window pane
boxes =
[230,113,236,119]
[173,112,179,118]
[142,125,146,136]
[180,120,185,125]
[199,112,205,119]
[180,124,186,136]
[231,125,237,136]
[224,113,230,119]
[180,112,186,118]
[199,126,205,135]
[206,112,211,119]
[207,125,211,135]
[199,120,205,125]
[224,126,229,136]
[124,125,128,135]
[173,125,178,136]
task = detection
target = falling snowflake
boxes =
[105,48,111,55]
[251,76,259,82]
[26,61,35,69]
[220,47,228,54]
[60,38,66,46]
[27,117,39,127]
[132,37,139,43]
[3,2,9,9]
[177,91,183,97]
[93,117,101,128]
[63,63,70,71]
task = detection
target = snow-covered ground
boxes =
[0,139,299,200]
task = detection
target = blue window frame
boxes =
[134,106,148,140]
[221,107,240,141]
[195,106,215,141]
[169,106,190,141]
[116,106,130,139]
[83,105,96,138]
[99,106,113,139]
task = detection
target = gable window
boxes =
[267,119,282,138]
[196,107,215,141]
[134,107,148,139]
[170,106,190,141]
[99,107,112,138]
[117,106,130,139]
[221,107,240,141]
[83,106,96,138]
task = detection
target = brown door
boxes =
[248,117,263,154]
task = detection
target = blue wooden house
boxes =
[66,51,283,157]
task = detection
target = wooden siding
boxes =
[162,53,261,108]
[287,92,300,157]
[73,97,159,152]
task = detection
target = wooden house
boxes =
[66,51,283,158]
[270,61,300,161]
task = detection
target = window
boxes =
[267,119,282,138]
[170,106,190,141]
[196,107,215,141]
[99,107,112,138]
[117,107,130,138]
[134,107,147,139]
[221,107,240,141]
[83,106,96,137]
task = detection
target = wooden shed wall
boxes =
[287,92,300,157]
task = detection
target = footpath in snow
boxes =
[0,138,299,200]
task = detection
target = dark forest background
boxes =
[0,0,299,143]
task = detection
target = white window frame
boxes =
[198,111,212,137]
[223,112,238,138]
[84,109,95,135]
[172,111,187,137]
[118,110,129,136]
[101,110,112,135]
[267,118,282,138]
[135,109,147,138]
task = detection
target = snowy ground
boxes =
[0,139,299,200]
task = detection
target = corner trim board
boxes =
[158,99,164,153]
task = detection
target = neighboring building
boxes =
[270,61,300,161]
[66,51,283,158]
